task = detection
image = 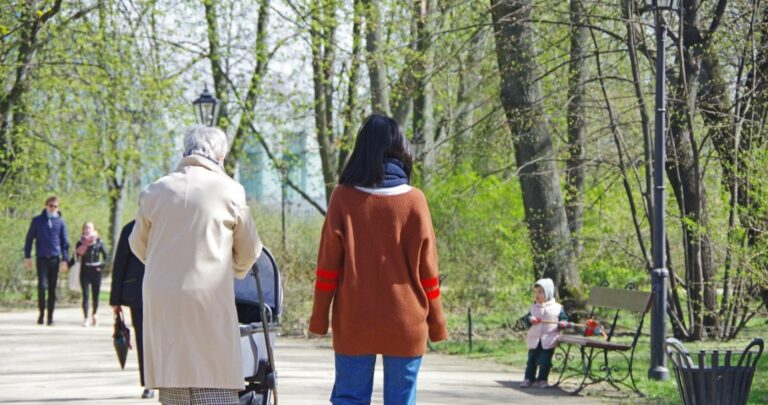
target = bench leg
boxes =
[595,349,645,397]
[553,344,572,387]
[572,346,594,395]
[627,348,644,396]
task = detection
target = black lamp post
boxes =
[192,85,220,126]
[643,0,679,381]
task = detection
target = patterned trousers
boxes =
[158,387,239,405]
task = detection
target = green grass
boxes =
[429,312,768,404]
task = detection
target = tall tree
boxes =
[224,0,270,176]
[203,0,230,132]
[309,0,339,202]
[361,0,390,115]
[0,1,96,186]
[701,2,768,336]
[665,0,724,338]
[411,0,437,178]
[490,0,582,302]
[564,0,589,256]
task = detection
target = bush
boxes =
[250,203,323,335]
[426,166,534,316]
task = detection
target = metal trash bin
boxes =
[665,337,763,405]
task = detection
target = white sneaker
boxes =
[82,318,90,327]
[91,314,98,327]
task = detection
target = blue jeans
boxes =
[331,353,422,405]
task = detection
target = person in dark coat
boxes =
[110,220,153,399]
[24,196,70,326]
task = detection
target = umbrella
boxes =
[113,308,132,369]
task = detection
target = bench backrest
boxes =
[587,286,652,343]
[588,286,652,313]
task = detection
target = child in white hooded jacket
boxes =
[519,278,569,388]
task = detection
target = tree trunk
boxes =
[338,0,364,176]
[203,0,229,131]
[107,180,126,266]
[361,0,391,115]
[310,0,339,202]
[564,0,588,256]
[490,0,582,303]
[666,0,718,338]
[412,0,436,182]
[224,0,270,177]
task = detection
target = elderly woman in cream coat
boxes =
[129,126,262,405]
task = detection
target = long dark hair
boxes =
[339,114,413,187]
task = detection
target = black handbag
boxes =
[112,308,132,369]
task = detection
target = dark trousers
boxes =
[36,257,60,320]
[80,266,103,318]
[525,342,555,382]
[129,306,146,387]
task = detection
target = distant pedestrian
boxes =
[24,196,70,326]
[309,114,448,405]
[73,222,108,327]
[519,278,569,388]
[129,125,262,405]
[110,220,153,399]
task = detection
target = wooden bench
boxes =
[553,285,652,395]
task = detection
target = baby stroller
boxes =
[236,247,283,405]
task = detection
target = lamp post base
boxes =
[648,365,670,380]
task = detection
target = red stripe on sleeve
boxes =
[315,280,338,292]
[426,289,440,300]
[420,277,439,288]
[316,269,340,280]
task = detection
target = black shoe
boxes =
[46,319,54,326]
[141,389,154,399]
[37,314,44,325]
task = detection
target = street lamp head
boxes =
[192,85,220,127]
[643,0,680,11]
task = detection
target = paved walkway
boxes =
[0,306,640,404]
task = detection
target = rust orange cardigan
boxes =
[309,185,448,356]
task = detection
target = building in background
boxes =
[239,131,326,215]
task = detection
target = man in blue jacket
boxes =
[24,196,70,326]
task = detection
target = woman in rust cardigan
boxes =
[309,114,447,405]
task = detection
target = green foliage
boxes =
[426,165,533,314]
[0,215,35,305]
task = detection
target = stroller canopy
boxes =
[234,246,283,321]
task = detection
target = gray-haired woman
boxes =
[129,125,262,405]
